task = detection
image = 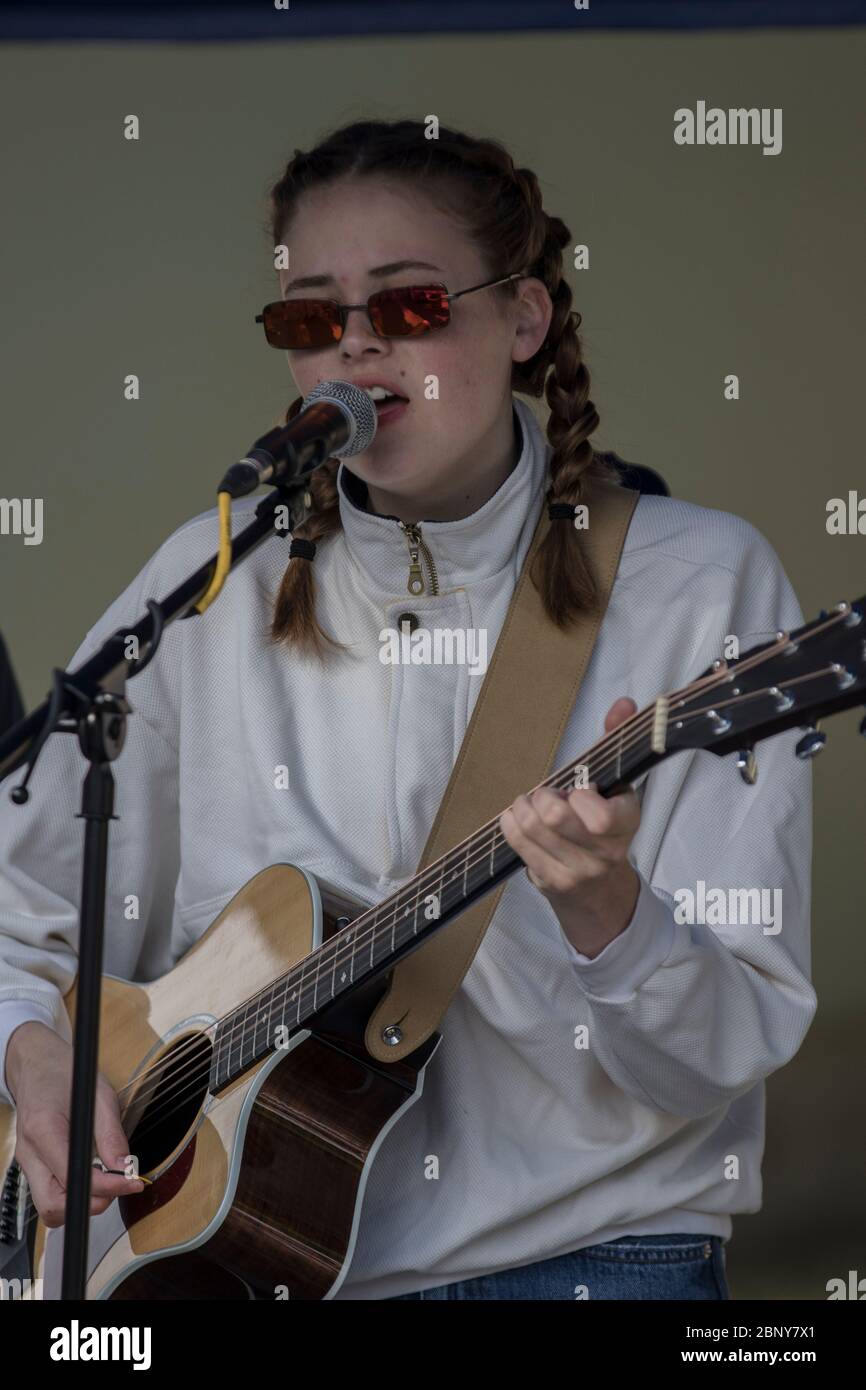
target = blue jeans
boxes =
[387,1233,730,1299]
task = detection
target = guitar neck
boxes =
[327,695,669,975]
[212,593,866,1090]
[210,695,670,1089]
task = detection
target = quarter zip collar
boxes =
[336,397,549,600]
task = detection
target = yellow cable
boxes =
[193,489,233,614]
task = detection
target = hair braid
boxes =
[269,394,347,659]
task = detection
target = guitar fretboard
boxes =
[209,701,666,1090]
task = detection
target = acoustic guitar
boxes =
[1,595,864,1299]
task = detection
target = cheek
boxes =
[286,351,343,395]
[285,353,317,394]
[420,339,489,405]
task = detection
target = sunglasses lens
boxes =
[370,286,450,337]
[263,300,341,349]
[260,286,451,347]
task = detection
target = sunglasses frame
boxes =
[255,270,529,348]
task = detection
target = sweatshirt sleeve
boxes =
[0,548,183,1109]
[557,524,817,1119]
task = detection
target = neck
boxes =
[364,402,521,522]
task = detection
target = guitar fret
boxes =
[213,1022,226,1089]
[312,950,324,1012]
[256,987,270,1057]
[265,985,279,1051]
[294,960,307,1022]
[332,923,351,993]
[228,1005,244,1076]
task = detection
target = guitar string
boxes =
[101,658,838,1151]
[75,625,838,1142]
[115,615,825,1126]
[8,618,854,1240]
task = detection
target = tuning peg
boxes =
[795,723,827,759]
[736,746,758,784]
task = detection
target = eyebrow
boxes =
[281,259,443,296]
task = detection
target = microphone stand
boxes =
[0,474,315,1300]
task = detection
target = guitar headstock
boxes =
[664,597,866,760]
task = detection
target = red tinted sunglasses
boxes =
[256,272,527,349]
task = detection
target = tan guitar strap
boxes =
[364,474,640,1064]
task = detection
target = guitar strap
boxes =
[364,473,640,1064]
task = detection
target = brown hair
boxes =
[263,118,620,659]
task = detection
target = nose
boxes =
[338,304,390,359]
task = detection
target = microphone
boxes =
[219,380,378,498]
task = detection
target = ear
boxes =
[511,277,553,365]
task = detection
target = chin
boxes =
[356,451,422,483]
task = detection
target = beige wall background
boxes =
[0,26,864,1297]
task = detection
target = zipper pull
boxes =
[399,521,426,596]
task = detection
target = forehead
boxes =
[278,177,481,289]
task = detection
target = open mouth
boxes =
[364,386,409,406]
[363,387,410,424]
[374,399,409,428]
[361,383,411,425]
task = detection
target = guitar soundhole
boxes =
[125,1031,213,1176]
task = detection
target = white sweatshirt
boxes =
[0,397,815,1300]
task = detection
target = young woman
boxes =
[0,119,815,1301]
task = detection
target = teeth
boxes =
[366,386,396,401]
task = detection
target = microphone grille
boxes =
[300,379,378,458]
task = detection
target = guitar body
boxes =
[0,864,440,1300]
